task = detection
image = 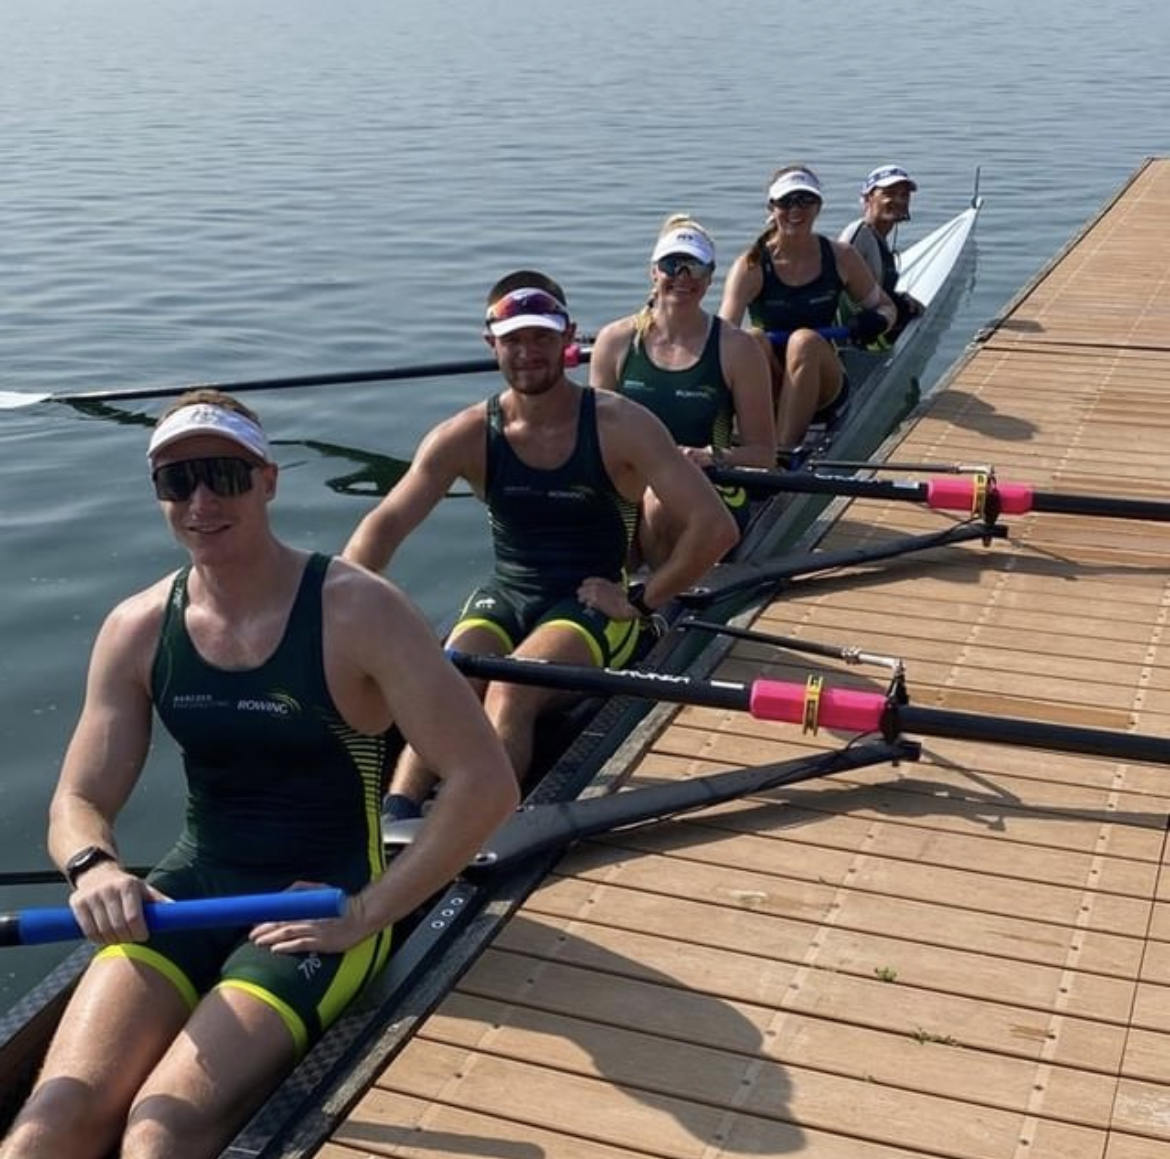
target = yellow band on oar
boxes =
[971,473,989,517]
[802,675,824,734]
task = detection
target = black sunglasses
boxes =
[771,191,821,211]
[655,254,715,279]
[151,456,260,502]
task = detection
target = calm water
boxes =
[1,0,1168,1001]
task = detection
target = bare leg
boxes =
[0,955,188,1159]
[483,622,595,782]
[777,330,842,451]
[384,623,498,809]
[119,985,297,1159]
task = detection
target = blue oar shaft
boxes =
[0,887,346,947]
[766,325,849,345]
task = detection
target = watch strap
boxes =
[64,845,117,889]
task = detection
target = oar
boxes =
[0,865,154,888]
[0,887,346,947]
[709,465,1170,523]
[678,618,903,672]
[0,341,596,410]
[446,650,1170,766]
[384,737,918,872]
[767,326,849,347]
[683,520,1007,606]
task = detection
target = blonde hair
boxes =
[634,213,716,345]
[156,388,262,427]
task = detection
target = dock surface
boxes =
[322,159,1170,1159]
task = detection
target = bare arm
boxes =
[833,240,897,329]
[600,395,739,610]
[253,566,519,952]
[342,407,485,573]
[718,322,776,468]
[49,585,169,941]
[717,254,763,327]
[587,317,636,392]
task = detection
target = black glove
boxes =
[847,308,889,347]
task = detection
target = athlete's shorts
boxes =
[96,857,392,1058]
[711,481,753,532]
[451,582,641,669]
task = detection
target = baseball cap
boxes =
[862,165,918,196]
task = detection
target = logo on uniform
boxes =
[235,690,301,716]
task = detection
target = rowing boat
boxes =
[0,193,982,1156]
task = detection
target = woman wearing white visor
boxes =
[720,165,896,463]
[590,213,774,566]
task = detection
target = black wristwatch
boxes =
[64,845,117,889]
[626,582,656,619]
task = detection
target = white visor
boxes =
[767,169,823,203]
[650,227,715,266]
[147,404,272,463]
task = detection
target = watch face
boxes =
[66,846,114,885]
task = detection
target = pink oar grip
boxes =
[749,681,887,732]
[925,477,1035,515]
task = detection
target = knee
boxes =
[4,1081,120,1158]
[785,328,830,368]
[121,1104,199,1159]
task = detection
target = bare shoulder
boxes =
[101,573,174,647]
[593,387,676,480]
[593,314,638,346]
[593,384,663,434]
[418,398,488,457]
[323,555,419,624]
[84,573,177,693]
[589,315,638,389]
[718,315,762,354]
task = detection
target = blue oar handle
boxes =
[766,325,849,347]
[0,887,347,947]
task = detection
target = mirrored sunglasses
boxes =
[484,288,569,326]
[771,191,821,211]
[151,456,259,501]
[655,254,715,279]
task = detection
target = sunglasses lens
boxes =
[152,457,257,501]
[774,192,819,210]
[657,255,713,279]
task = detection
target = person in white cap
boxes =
[589,213,774,565]
[839,164,924,339]
[345,269,737,813]
[2,389,518,1159]
[719,164,897,463]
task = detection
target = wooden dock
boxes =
[320,159,1170,1158]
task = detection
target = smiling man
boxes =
[1,390,517,1159]
[344,270,737,811]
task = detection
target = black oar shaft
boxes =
[448,650,750,712]
[4,343,594,408]
[708,465,929,503]
[1031,491,1170,521]
[449,651,1170,768]
[897,705,1170,765]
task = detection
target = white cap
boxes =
[484,287,570,338]
[651,227,716,266]
[147,403,272,463]
[767,169,823,203]
[862,164,918,196]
